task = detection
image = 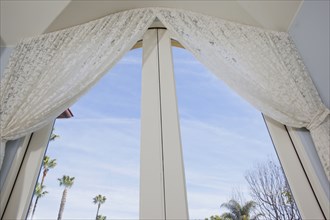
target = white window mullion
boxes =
[2,122,54,219]
[286,127,330,218]
[263,116,325,219]
[140,28,188,219]
[158,29,189,219]
[140,29,166,219]
[0,136,31,216]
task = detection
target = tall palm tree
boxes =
[57,175,75,220]
[93,194,107,220]
[29,156,57,219]
[30,183,48,219]
[221,199,262,220]
[28,132,58,219]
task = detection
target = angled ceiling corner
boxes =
[0,0,302,47]
[0,0,71,47]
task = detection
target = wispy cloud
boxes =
[33,116,141,219]
[174,57,201,66]
[33,46,280,220]
[118,56,142,65]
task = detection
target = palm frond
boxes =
[220,199,261,220]
[221,200,241,219]
[93,194,107,204]
[34,183,48,198]
[242,201,256,216]
[221,212,236,220]
[58,175,75,188]
[43,156,57,169]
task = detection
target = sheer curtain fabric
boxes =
[0,8,329,180]
[156,8,330,181]
[0,8,156,168]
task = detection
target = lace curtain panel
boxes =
[0,8,329,181]
[0,8,156,167]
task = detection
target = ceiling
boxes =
[0,0,302,47]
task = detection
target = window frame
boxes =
[263,116,326,219]
[0,135,31,216]
[286,126,329,218]
[1,122,54,219]
[140,28,189,219]
[1,31,328,220]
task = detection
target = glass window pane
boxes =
[0,138,25,191]
[29,48,142,220]
[172,47,301,219]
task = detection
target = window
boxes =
[1,25,326,220]
[28,48,142,219]
[172,46,300,219]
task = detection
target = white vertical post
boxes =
[140,29,165,219]
[2,122,54,220]
[264,116,325,219]
[158,29,189,219]
[140,28,188,219]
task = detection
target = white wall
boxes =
[289,0,329,108]
[289,0,330,202]
[0,47,13,78]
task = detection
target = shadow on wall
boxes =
[0,37,6,54]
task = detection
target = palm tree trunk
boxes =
[57,188,67,220]
[95,203,100,220]
[40,170,48,186]
[31,196,40,219]
[30,166,48,219]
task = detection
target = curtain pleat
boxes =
[157,8,330,181]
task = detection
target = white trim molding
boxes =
[264,116,326,219]
[1,122,54,220]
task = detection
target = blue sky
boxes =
[32,47,278,219]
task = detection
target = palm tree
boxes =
[28,156,57,219]
[49,132,60,141]
[93,194,107,220]
[221,199,262,220]
[30,183,48,219]
[57,175,75,220]
[96,215,107,220]
[205,215,223,220]
[28,132,58,219]
[41,156,57,185]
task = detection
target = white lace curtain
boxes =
[1,8,329,181]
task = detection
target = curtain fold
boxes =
[0,8,329,181]
[156,8,330,181]
[0,141,5,168]
[0,8,155,141]
[309,115,330,178]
